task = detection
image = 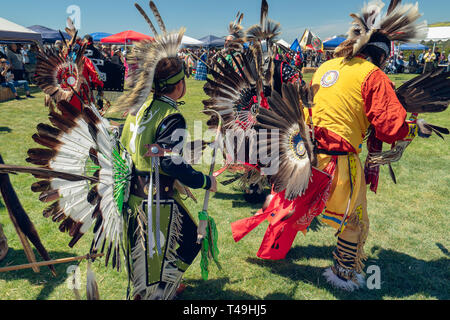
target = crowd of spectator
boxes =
[0,43,37,99]
[0,37,132,101]
[385,48,449,74]
[177,46,337,82]
[2,39,449,103]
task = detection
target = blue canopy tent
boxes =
[399,43,429,51]
[90,32,112,42]
[27,25,70,43]
[199,35,225,47]
[323,37,346,49]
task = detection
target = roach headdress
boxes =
[246,0,281,52]
[225,11,246,51]
[334,0,428,60]
[111,1,185,115]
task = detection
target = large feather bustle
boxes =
[35,44,87,104]
[7,101,129,270]
[203,50,261,133]
[256,83,316,200]
[111,29,185,115]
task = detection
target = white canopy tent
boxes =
[277,39,290,48]
[0,17,42,42]
[426,26,450,41]
[181,35,204,47]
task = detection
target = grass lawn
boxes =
[0,73,448,300]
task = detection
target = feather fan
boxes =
[367,69,450,167]
[396,68,450,114]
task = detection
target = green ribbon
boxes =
[199,211,221,281]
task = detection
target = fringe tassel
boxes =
[86,260,100,300]
[131,202,184,300]
[347,211,369,274]
[130,206,149,298]
[161,204,183,284]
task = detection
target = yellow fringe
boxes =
[347,210,369,274]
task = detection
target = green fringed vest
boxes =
[121,97,181,172]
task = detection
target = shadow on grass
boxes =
[179,277,292,300]
[0,127,12,134]
[246,244,449,300]
[0,248,79,300]
[213,192,265,211]
[16,85,41,96]
[436,243,450,257]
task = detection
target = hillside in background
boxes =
[429,22,450,27]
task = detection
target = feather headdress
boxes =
[226,12,246,51]
[335,0,427,59]
[111,1,185,115]
[245,0,281,95]
[246,0,281,47]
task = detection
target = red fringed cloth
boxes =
[231,157,338,260]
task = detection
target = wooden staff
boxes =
[190,52,213,70]
[8,212,39,273]
[0,253,104,273]
[0,154,56,276]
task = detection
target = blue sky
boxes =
[2,0,449,43]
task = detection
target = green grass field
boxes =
[0,73,448,300]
